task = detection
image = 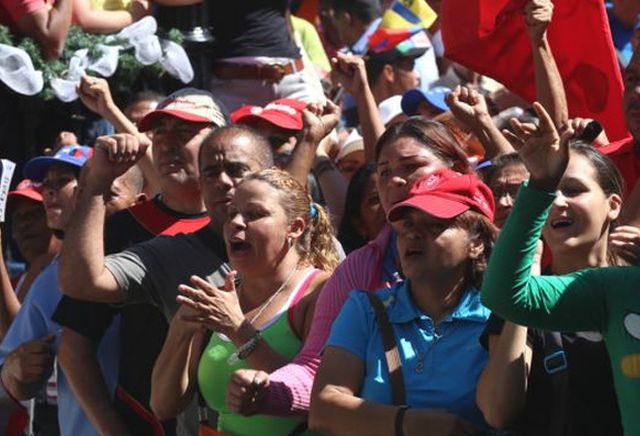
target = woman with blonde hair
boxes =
[151,168,338,435]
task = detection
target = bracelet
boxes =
[394,405,409,436]
[227,331,262,364]
[314,158,336,178]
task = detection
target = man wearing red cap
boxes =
[53,86,226,435]
[231,98,307,167]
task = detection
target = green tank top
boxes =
[197,269,319,436]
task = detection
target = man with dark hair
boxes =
[330,0,382,50]
[53,87,226,436]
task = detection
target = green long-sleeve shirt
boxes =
[481,182,640,435]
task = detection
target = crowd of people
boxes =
[1,0,640,435]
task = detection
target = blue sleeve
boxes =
[0,263,62,365]
[326,290,373,361]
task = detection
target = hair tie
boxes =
[310,203,318,219]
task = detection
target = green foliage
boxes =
[0,24,185,101]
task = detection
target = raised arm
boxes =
[332,53,385,163]
[482,103,609,331]
[446,85,515,158]
[526,0,568,128]
[59,134,147,303]
[77,77,160,194]
[16,0,72,59]
[285,101,341,188]
[0,230,21,338]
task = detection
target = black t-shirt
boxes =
[52,197,211,435]
[208,0,300,59]
[479,314,623,436]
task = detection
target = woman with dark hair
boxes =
[337,164,385,254]
[310,169,496,434]
[225,117,477,417]
[481,103,640,436]
[477,139,626,435]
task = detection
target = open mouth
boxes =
[404,248,423,258]
[550,218,573,229]
[229,240,252,256]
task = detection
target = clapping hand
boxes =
[176,271,245,339]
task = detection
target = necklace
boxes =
[240,266,299,326]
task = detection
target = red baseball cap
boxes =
[138,88,227,132]
[7,179,43,209]
[388,169,495,222]
[231,98,306,131]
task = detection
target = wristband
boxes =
[394,405,409,436]
[227,331,262,364]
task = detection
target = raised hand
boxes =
[331,52,368,96]
[503,102,573,192]
[525,0,553,42]
[84,134,148,193]
[77,76,115,117]
[446,85,490,129]
[176,271,245,338]
[300,100,341,147]
[567,117,609,146]
[226,369,270,416]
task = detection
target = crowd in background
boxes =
[1,0,640,435]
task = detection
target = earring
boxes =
[287,237,293,249]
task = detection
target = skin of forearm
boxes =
[151,322,203,420]
[355,88,385,163]
[311,387,396,436]
[46,0,73,53]
[0,247,21,339]
[532,36,568,128]
[75,10,134,34]
[313,155,347,230]
[472,114,516,158]
[58,186,109,300]
[58,329,130,436]
[476,323,530,429]
[286,139,319,188]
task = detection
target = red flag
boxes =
[441,0,628,141]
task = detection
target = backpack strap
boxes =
[365,292,406,406]
[543,331,569,436]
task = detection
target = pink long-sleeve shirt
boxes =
[263,225,397,415]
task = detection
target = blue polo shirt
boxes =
[327,281,490,430]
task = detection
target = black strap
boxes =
[366,293,406,406]
[543,331,569,436]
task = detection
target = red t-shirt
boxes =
[0,0,49,33]
[599,136,640,197]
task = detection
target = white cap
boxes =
[378,95,404,126]
[335,129,365,163]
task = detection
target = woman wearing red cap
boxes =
[310,168,496,435]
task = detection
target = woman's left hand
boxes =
[609,225,640,265]
[226,369,270,416]
[176,271,245,337]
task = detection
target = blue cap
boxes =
[24,145,93,182]
[401,86,452,116]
